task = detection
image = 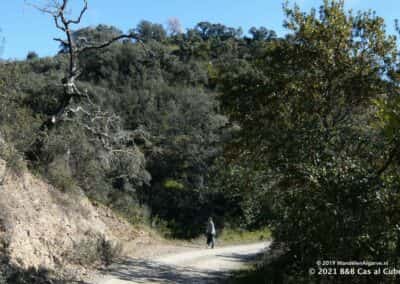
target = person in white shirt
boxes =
[206,217,216,248]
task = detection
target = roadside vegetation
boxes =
[187,227,271,248]
[214,227,271,245]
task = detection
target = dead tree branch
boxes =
[27,0,147,128]
[67,0,87,24]
[79,33,139,53]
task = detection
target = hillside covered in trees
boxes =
[1,0,400,283]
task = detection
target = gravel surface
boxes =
[95,242,270,284]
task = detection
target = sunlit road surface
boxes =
[99,242,270,284]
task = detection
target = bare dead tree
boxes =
[167,17,183,35]
[26,0,147,127]
[25,1,152,175]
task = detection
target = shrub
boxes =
[0,265,55,284]
[107,191,150,225]
[163,179,184,190]
[151,215,173,238]
[0,143,25,175]
[0,242,58,284]
[97,234,122,266]
[69,233,122,267]
[46,158,76,192]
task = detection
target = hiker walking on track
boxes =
[206,217,216,248]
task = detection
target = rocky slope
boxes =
[0,158,142,275]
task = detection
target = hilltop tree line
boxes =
[1,0,400,282]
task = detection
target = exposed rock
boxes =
[0,158,139,271]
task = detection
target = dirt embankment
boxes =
[0,158,149,276]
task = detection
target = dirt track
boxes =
[97,242,270,284]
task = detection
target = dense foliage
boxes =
[1,0,400,282]
[0,20,249,238]
[218,1,400,282]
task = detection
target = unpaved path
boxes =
[96,242,270,284]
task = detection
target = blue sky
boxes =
[0,0,399,59]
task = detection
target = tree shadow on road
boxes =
[101,257,232,284]
[215,252,262,263]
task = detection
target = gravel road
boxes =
[97,241,270,284]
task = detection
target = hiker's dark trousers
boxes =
[206,233,215,248]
